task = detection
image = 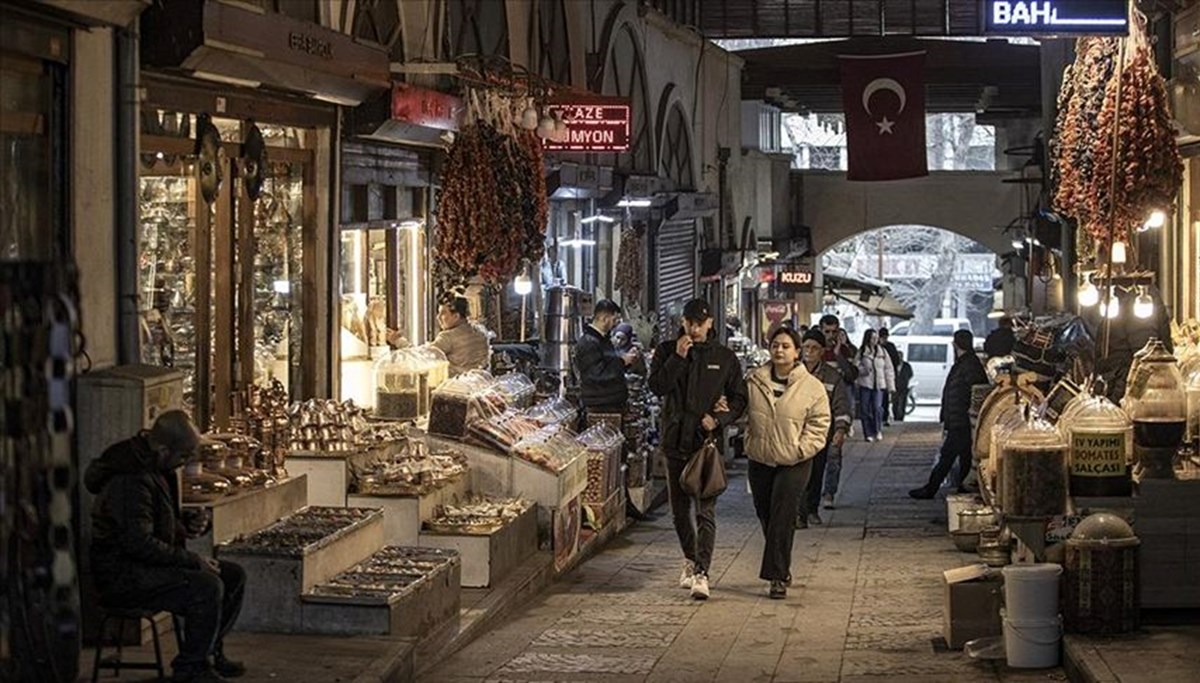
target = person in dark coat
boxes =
[649,297,748,601]
[573,299,636,413]
[87,410,246,683]
[879,328,902,426]
[984,316,1016,358]
[892,350,914,422]
[798,328,852,528]
[909,330,990,499]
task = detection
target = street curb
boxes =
[1063,635,1123,683]
[354,638,416,683]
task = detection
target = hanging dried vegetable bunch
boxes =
[1051,16,1182,252]
[436,90,548,288]
[614,221,645,304]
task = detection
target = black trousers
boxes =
[748,458,812,582]
[892,389,909,421]
[666,454,717,574]
[125,560,246,673]
[924,427,973,491]
[801,446,828,517]
[881,391,891,423]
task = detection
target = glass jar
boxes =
[1064,395,1133,497]
[374,347,424,420]
[1125,339,1186,478]
[989,402,1028,504]
[1185,365,1200,447]
[413,345,449,416]
[1121,337,1161,411]
[999,412,1068,518]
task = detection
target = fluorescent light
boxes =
[617,198,652,208]
[560,239,596,248]
[392,219,423,231]
[192,70,261,89]
[581,215,616,224]
[987,310,1005,319]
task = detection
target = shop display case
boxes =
[420,498,538,588]
[999,413,1069,519]
[578,423,623,503]
[495,372,536,409]
[525,396,578,427]
[374,347,426,421]
[1063,395,1133,497]
[468,410,544,453]
[428,371,509,438]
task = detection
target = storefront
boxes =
[136,0,388,429]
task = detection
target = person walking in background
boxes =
[745,327,830,598]
[984,315,1016,358]
[798,328,852,528]
[878,328,901,426]
[855,329,894,442]
[892,350,914,422]
[817,314,858,509]
[909,330,989,499]
[649,298,748,601]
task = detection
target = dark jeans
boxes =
[923,427,973,491]
[748,459,812,581]
[123,560,245,674]
[822,439,845,496]
[666,454,717,575]
[881,391,891,423]
[892,389,909,421]
[858,387,884,438]
[802,446,829,516]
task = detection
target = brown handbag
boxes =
[680,438,727,499]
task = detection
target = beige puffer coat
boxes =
[744,364,832,467]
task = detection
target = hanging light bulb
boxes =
[1134,285,1154,319]
[537,115,555,138]
[1100,292,1120,319]
[521,106,540,131]
[1142,210,1167,231]
[1111,240,1127,265]
[1077,273,1100,307]
[513,273,533,296]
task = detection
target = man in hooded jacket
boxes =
[87,410,245,683]
[797,328,853,528]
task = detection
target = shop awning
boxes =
[547,163,614,200]
[823,268,913,320]
[34,0,150,27]
[140,0,389,106]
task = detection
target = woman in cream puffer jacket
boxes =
[745,327,832,599]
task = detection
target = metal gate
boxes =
[653,219,698,333]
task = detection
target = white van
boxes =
[891,335,956,405]
[887,318,973,337]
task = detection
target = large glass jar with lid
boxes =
[988,400,1029,504]
[999,412,1069,518]
[412,345,448,417]
[1124,339,1186,478]
[374,347,425,420]
[1064,395,1132,497]
[1184,363,1200,447]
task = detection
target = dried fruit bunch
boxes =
[614,223,644,303]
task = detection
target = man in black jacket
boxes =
[87,411,245,683]
[574,299,637,414]
[984,315,1016,358]
[649,298,748,600]
[909,330,989,499]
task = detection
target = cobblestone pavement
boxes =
[427,423,1069,683]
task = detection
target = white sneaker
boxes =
[691,573,710,600]
[678,561,695,589]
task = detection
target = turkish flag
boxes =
[840,52,927,182]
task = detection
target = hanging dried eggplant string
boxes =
[1100,35,1126,360]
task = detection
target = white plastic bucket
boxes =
[1002,563,1061,622]
[1002,610,1062,669]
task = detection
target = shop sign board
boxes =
[982,1,1129,36]
[543,96,631,152]
[391,84,462,132]
[776,257,815,293]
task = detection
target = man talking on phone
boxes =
[649,298,747,600]
[817,314,858,509]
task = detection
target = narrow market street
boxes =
[425,423,1063,682]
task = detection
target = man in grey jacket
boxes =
[430,296,490,376]
[798,328,853,527]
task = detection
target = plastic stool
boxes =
[91,607,166,682]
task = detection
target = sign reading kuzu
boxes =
[983,1,1129,36]
[777,269,814,293]
[543,97,631,152]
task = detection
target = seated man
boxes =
[87,410,245,683]
[431,295,490,377]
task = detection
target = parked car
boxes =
[890,335,957,403]
[887,318,973,337]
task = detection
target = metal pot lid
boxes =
[1068,512,1139,547]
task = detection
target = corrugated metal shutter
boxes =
[654,219,697,329]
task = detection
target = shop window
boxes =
[0,53,62,261]
[602,25,653,173]
[537,0,572,85]
[446,0,510,60]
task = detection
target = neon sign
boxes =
[542,97,631,152]
[983,1,1129,36]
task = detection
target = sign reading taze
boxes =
[983,1,1129,36]
[542,97,631,152]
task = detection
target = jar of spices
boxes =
[999,411,1069,519]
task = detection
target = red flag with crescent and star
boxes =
[839,52,927,182]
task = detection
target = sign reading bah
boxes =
[983,1,1129,36]
[543,97,631,152]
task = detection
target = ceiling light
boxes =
[560,238,596,248]
[581,215,616,224]
[617,198,652,208]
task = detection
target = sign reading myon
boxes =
[983,1,1129,36]
[542,97,631,152]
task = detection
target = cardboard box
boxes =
[943,564,1003,650]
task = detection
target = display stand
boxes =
[184,475,308,556]
[430,434,512,497]
[346,474,470,546]
[418,503,538,587]
[286,449,381,507]
[218,507,385,632]
[1127,477,1200,608]
[512,452,588,510]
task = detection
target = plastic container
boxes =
[1002,609,1062,669]
[1064,395,1133,497]
[999,414,1069,518]
[428,370,508,438]
[1124,338,1186,478]
[495,372,536,409]
[1002,563,1062,622]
